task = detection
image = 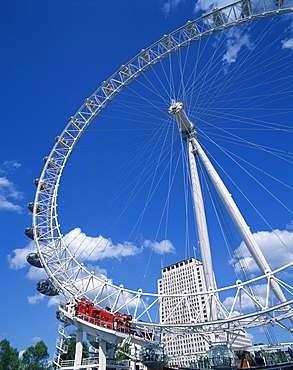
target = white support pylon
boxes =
[99,339,107,370]
[168,100,290,315]
[169,100,218,321]
[74,328,83,370]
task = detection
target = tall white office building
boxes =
[158,257,251,367]
[158,257,210,367]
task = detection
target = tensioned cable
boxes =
[189,16,289,118]
[198,15,280,107]
[194,145,283,345]
[61,118,171,257]
[74,129,176,264]
[196,134,293,253]
[50,10,292,310]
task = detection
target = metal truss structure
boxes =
[29,0,293,349]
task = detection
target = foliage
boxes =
[0,339,19,370]
[60,334,89,361]
[115,343,131,361]
[20,340,51,370]
[0,334,91,369]
[0,339,54,370]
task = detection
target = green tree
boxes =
[61,334,89,361]
[115,343,131,361]
[20,341,51,370]
[0,339,19,370]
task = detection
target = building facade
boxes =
[158,257,251,367]
[158,257,210,367]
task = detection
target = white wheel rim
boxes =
[31,0,293,339]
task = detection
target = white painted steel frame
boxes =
[188,134,289,309]
[31,0,293,340]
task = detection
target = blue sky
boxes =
[1,0,293,359]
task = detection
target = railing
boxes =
[76,313,133,334]
[59,357,131,369]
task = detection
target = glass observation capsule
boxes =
[36,279,59,296]
[34,178,51,192]
[27,202,44,214]
[26,252,43,268]
[139,344,168,370]
[208,345,237,370]
[43,156,59,169]
[24,227,42,240]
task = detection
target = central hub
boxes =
[168,100,194,134]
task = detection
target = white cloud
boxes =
[162,0,185,16]
[223,283,268,311]
[0,177,21,198]
[189,3,253,68]
[3,160,21,169]
[9,228,175,309]
[86,264,108,280]
[27,286,63,306]
[0,195,23,212]
[225,228,293,315]
[163,0,232,17]
[64,228,175,261]
[64,228,142,261]
[245,332,254,342]
[194,0,232,14]
[27,287,62,307]
[27,293,45,305]
[31,336,41,343]
[143,239,175,254]
[194,0,215,13]
[0,176,23,213]
[232,228,293,274]
[222,27,252,66]
[8,229,175,271]
[26,266,47,281]
[8,241,35,270]
[280,14,293,48]
[48,296,63,307]
[0,160,21,174]
[281,38,293,50]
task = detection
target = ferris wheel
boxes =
[26,0,293,351]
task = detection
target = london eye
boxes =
[25,0,293,367]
